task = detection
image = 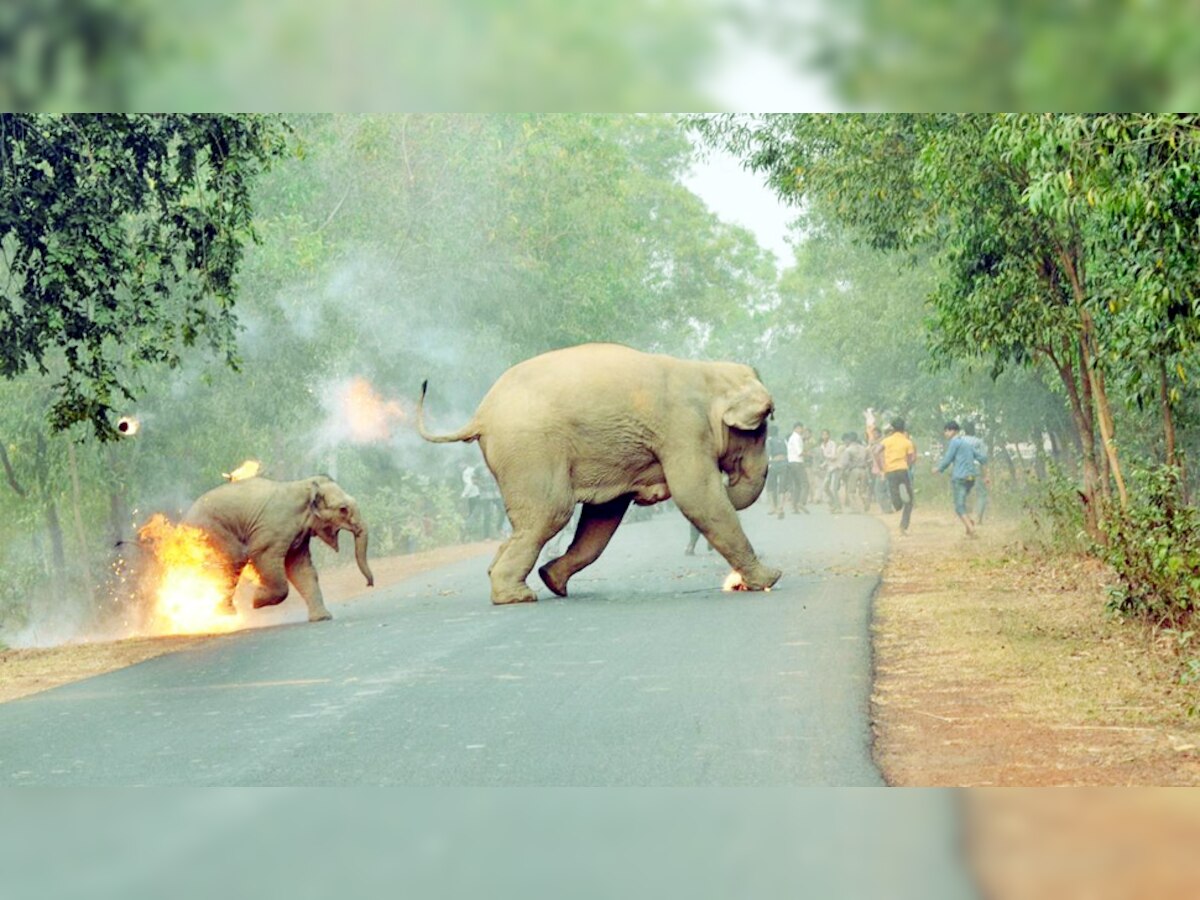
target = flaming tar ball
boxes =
[116,416,140,436]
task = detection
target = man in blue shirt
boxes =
[936,420,988,537]
[962,421,989,524]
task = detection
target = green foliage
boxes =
[1023,464,1092,556]
[0,554,37,635]
[993,114,1200,411]
[771,1,1200,110]
[696,114,1068,452]
[1101,466,1200,626]
[1,114,787,640]
[0,114,288,438]
[360,476,464,555]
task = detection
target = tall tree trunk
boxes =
[1079,310,1127,508]
[1050,344,1101,537]
[1032,430,1048,481]
[999,444,1018,484]
[1159,358,1177,469]
[0,440,28,497]
[1045,426,1062,462]
[34,432,67,595]
[43,501,66,578]
[106,447,129,547]
[66,441,97,607]
[1058,239,1126,510]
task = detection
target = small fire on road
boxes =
[723,571,748,591]
[722,571,771,592]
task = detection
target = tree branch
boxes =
[0,440,28,497]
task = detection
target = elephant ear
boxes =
[720,382,774,432]
[308,478,343,552]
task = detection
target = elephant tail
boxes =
[416,380,481,444]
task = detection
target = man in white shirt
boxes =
[786,422,810,513]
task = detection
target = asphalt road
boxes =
[0,504,890,787]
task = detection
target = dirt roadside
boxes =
[872,509,1200,785]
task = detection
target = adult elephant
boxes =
[183,475,374,622]
[418,343,780,605]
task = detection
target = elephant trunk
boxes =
[352,520,374,586]
[726,449,769,511]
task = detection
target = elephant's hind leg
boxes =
[488,491,574,605]
[539,495,632,596]
[247,552,290,609]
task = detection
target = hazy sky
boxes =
[685,37,835,269]
[683,150,797,268]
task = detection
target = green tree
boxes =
[692,114,1132,532]
[0,114,288,438]
[993,114,1200,480]
[763,0,1200,110]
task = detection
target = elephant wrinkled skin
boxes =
[418,343,781,605]
[183,475,374,622]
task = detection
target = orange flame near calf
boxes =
[138,514,245,635]
[223,459,261,482]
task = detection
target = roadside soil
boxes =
[871,508,1200,786]
[870,507,1200,897]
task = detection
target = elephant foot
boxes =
[308,609,333,622]
[740,565,783,592]
[252,593,287,609]
[491,585,538,605]
[537,562,570,597]
[218,599,237,616]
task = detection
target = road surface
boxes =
[0,505,889,786]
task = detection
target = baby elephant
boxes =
[418,342,781,604]
[183,475,374,622]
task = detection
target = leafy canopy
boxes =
[0,114,288,439]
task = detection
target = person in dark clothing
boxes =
[765,423,789,519]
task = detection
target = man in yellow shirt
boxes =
[877,417,916,533]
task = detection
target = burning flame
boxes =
[138,514,246,635]
[339,376,407,443]
[223,459,261,482]
[722,571,772,593]
[117,415,140,436]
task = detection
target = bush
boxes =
[1024,462,1092,554]
[1101,465,1200,626]
[0,553,39,638]
[360,475,465,555]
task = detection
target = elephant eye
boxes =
[339,506,349,516]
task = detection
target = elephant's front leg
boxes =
[538,495,632,597]
[285,545,332,622]
[665,458,782,591]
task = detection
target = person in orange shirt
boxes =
[877,417,916,533]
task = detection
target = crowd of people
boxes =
[762,412,990,538]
